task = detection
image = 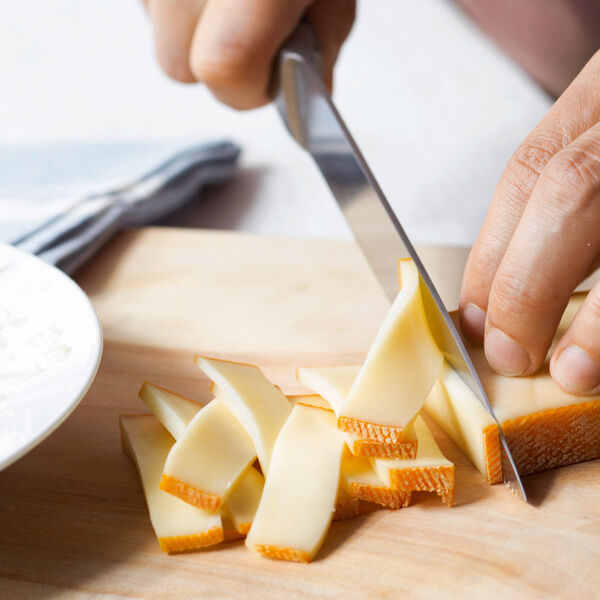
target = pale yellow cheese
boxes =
[340,447,410,509]
[245,404,345,563]
[160,391,256,511]
[339,259,443,429]
[119,415,223,552]
[297,365,418,457]
[296,366,358,414]
[371,416,454,506]
[195,356,291,474]
[424,361,496,481]
[222,466,264,535]
[138,382,201,440]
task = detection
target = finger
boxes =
[483,121,600,376]
[459,50,600,342]
[551,279,600,394]
[305,0,355,92]
[189,0,312,110]
[148,0,206,82]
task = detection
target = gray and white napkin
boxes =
[0,140,240,274]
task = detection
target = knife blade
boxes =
[274,24,527,501]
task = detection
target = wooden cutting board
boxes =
[1,227,599,600]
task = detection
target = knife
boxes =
[274,24,527,501]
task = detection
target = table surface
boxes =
[1,227,598,600]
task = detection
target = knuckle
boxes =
[505,137,559,191]
[490,265,554,319]
[157,54,196,83]
[543,148,600,198]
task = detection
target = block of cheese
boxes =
[428,295,600,479]
[371,416,454,506]
[222,466,264,535]
[139,382,201,439]
[119,415,223,552]
[195,356,291,474]
[425,362,501,484]
[160,390,256,511]
[297,365,418,458]
[337,259,443,440]
[245,403,345,563]
[341,447,411,509]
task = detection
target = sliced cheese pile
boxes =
[120,415,223,553]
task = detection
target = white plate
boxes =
[0,243,102,470]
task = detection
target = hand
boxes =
[459,50,600,395]
[143,0,355,110]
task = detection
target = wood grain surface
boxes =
[1,227,599,600]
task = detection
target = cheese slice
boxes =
[297,365,418,458]
[222,466,264,535]
[341,447,411,509]
[119,415,223,552]
[424,362,501,484]
[426,295,600,479]
[245,403,345,563]
[160,390,256,511]
[138,382,201,439]
[195,356,291,474]
[371,416,454,506]
[338,259,443,438]
[333,488,361,521]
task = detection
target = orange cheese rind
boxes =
[349,482,411,509]
[389,464,455,507]
[333,494,361,521]
[159,527,224,553]
[482,424,502,484]
[159,474,221,512]
[502,400,600,476]
[349,438,418,459]
[253,544,311,563]
[338,416,405,443]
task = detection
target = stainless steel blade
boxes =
[275,25,526,501]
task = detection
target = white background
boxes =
[0,0,552,245]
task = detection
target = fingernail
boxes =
[485,327,531,376]
[553,345,600,393]
[460,303,486,343]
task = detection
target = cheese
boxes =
[338,259,443,436]
[333,488,361,521]
[297,365,418,458]
[371,416,454,506]
[426,295,600,480]
[424,362,501,484]
[194,356,291,474]
[119,415,223,552]
[138,382,201,439]
[222,466,264,535]
[160,390,256,511]
[341,448,411,509]
[245,404,345,563]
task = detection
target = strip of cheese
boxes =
[341,447,411,509]
[297,365,418,458]
[194,356,291,474]
[119,415,223,552]
[160,390,256,511]
[245,403,345,563]
[138,382,201,439]
[222,466,264,535]
[338,259,443,437]
[333,488,361,521]
[371,416,454,506]
[424,362,501,484]
[426,294,600,480]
